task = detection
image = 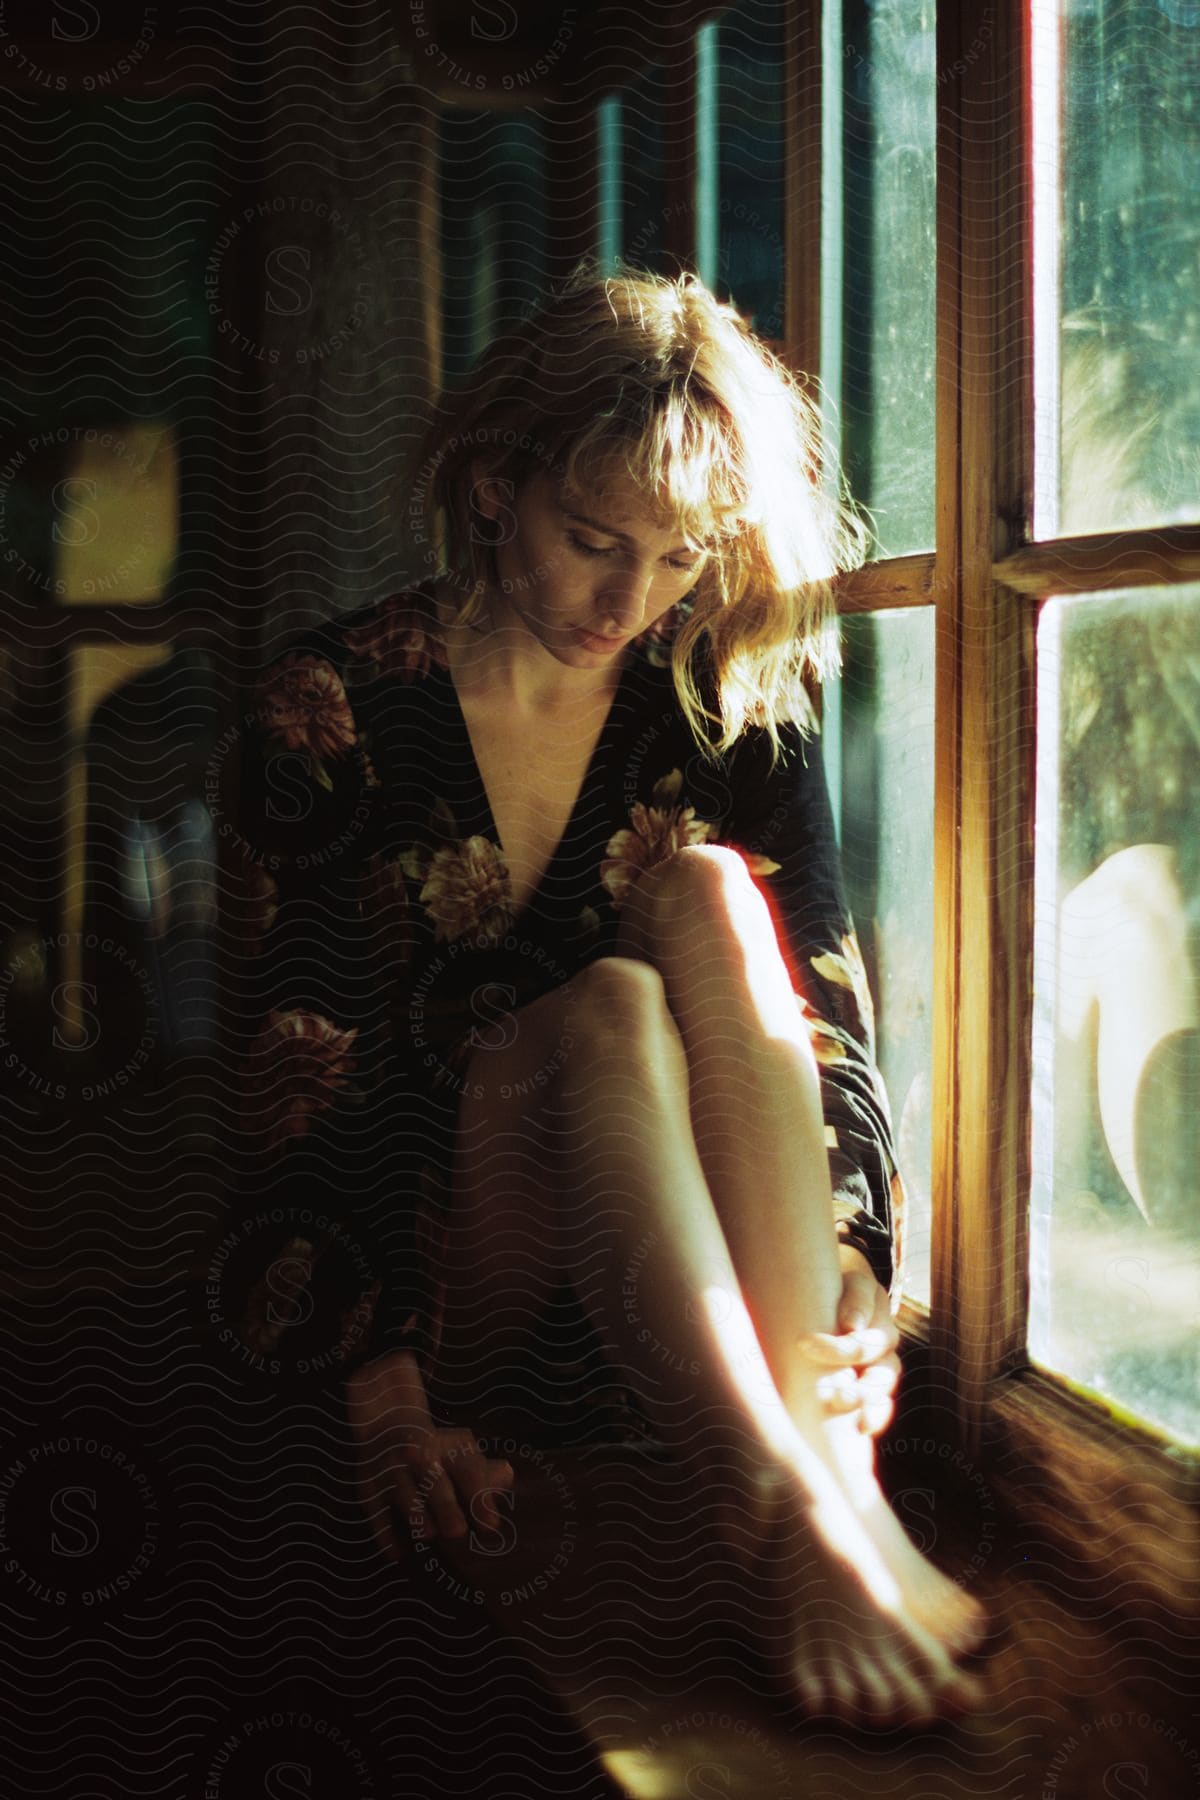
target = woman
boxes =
[229,262,990,1725]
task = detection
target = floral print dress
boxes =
[226,579,906,1391]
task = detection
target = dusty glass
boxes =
[1030,583,1200,1445]
[826,606,938,1306]
[1033,0,1200,536]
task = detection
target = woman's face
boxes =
[471,461,709,666]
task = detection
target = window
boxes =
[1034,0,1200,537]
[698,0,1200,1561]
[705,0,786,340]
[827,608,938,1306]
[619,62,671,274]
[1030,582,1200,1445]
[430,0,1200,1581]
[815,0,1200,1486]
[825,0,937,559]
[438,111,547,386]
[819,0,940,1308]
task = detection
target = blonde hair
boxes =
[404,257,869,764]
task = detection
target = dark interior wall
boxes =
[245,19,439,654]
[0,16,446,1111]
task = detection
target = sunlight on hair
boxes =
[405,257,871,769]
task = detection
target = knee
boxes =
[634,843,769,947]
[571,955,676,1065]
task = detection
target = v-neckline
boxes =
[438,641,637,925]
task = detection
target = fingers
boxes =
[816,1355,899,1402]
[816,1354,901,1439]
[397,1435,470,1540]
[459,1454,517,1539]
[858,1391,895,1437]
[357,1459,405,1563]
[798,1323,899,1368]
[426,1431,515,1541]
[387,1429,517,1550]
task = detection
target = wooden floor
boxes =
[413,1432,1200,1800]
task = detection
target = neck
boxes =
[435,582,626,715]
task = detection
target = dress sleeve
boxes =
[718,712,907,1304]
[223,637,436,1379]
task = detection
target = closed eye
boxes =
[566,530,700,573]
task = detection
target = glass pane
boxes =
[713,0,786,339]
[438,112,546,387]
[1034,0,1200,537]
[826,607,937,1306]
[1030,584,1200,1445]
[620,64,669,273]
[824,0,937,559]
[597,95,623,275]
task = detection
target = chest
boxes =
[458,697,613,917]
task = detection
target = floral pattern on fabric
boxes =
[600,768,719,908]
[255,653,357,768]
[344,591,449,683]
[240,1229,383,1363]
[241,1233,317,1356]
[225,577,906,1387]
[811,930,877,1044]
[240,1007,359,1157]
[418,834,515,946]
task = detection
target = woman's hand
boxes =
[795,1243,901,1437]
[345,1349,515,1562]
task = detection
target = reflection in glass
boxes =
[1034,0,1200,536]
[825,607,937,1306]
[1031,585,1200,1444]
[824,0,937,559]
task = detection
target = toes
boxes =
[934,1587,990,1659]
[941,1664,988,1716]
[848,1654,903,1727]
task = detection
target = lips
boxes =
[576,628,624,651]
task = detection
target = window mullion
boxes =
[931,0,1035,1460]
[995,526,1200,597]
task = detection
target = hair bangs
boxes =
[402,257,869,767]
[560,388,749,558]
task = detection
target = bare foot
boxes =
[712,1342,991,1662]
[747,1461,987,1728]
[648,1298,991,1716]
[711,1433,987,1665]
[815,1413,990,1658]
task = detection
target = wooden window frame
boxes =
[435,0,1200,1612]
[545,0,1200,1605]
[784,0,1198,1608]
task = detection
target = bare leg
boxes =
[430,1066,568,1434]
[612,847,847,1422]
[612,846,987,1651]
[444,955,984,1724]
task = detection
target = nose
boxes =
[596,558,655,635]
